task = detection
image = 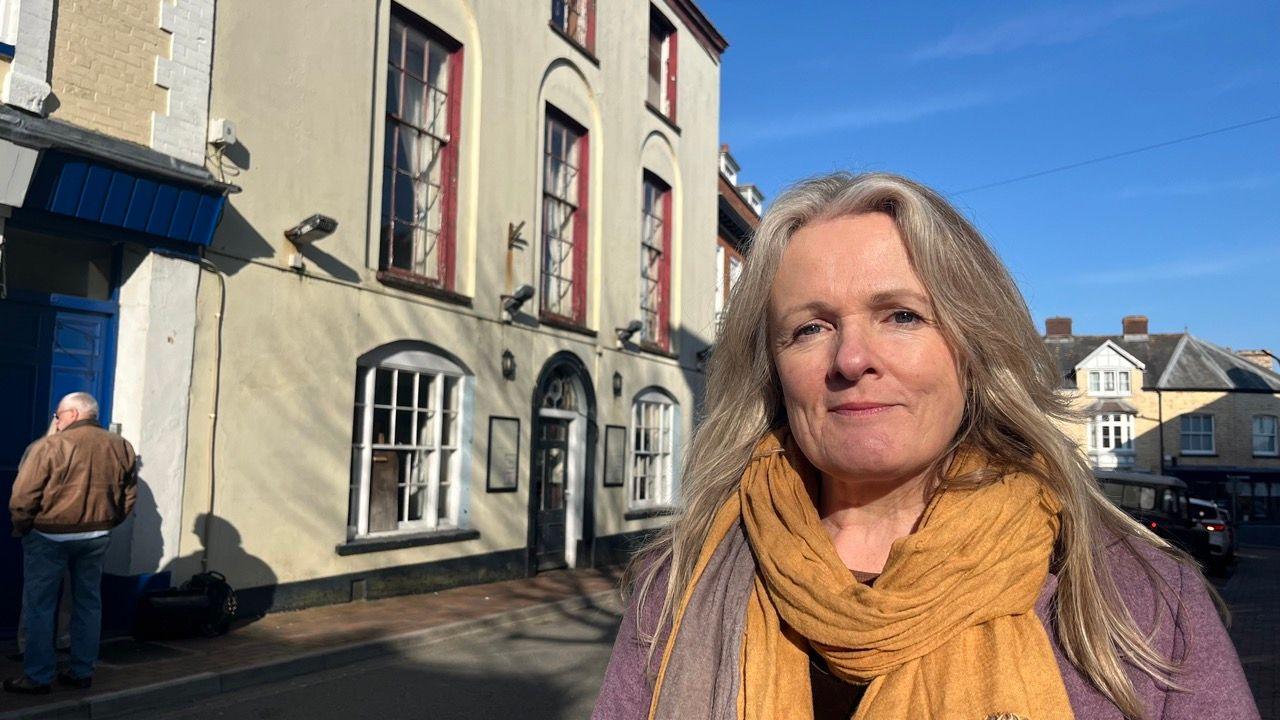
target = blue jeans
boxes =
[21,532,110,684]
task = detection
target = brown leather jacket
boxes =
[9,420,137,535]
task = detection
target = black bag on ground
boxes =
[134,571,238,640]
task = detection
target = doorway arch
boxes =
[527,351,597,573]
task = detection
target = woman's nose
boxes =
[831,326,879,382]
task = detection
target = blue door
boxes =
[0,291,116,637]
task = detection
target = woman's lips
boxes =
[829,402,898,417]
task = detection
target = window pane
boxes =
[404,30,426,78]
[374,369,393,406]
[427,42,449,92]
[385,76,401,126]
[1088,372,1099,391]
[403,76,425,126]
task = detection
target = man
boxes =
[5,393,137,695]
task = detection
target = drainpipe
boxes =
[1156,388,1164,474]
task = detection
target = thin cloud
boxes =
[910,0,1187,62]
[728,88,1004,145]
[1117,173,1280,199]
[1071,247,1280,285]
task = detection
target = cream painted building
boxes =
[1045,316,1280,521]
[0,0,227,637]
[169,0,728,613]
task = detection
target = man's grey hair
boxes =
[59,392,99,419]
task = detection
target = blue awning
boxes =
[23,151,227,247]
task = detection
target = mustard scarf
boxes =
[649,432,1074,720]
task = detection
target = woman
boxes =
[593,173,1256,719]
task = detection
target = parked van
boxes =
[1095,470,1211,563]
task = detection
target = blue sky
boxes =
[700,0,1280,357]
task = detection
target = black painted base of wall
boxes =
[235,548,527,618]
[232,531,661,619]
[588,529,661,569]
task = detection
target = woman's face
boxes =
[768,212,965,486]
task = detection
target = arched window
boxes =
[629,388,678,510]
[348,343,471,538]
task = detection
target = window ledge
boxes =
[1254,453,1279,458]
[539,312,597,338]
[336,528,480,556]
[635,341,677,360]
[644,102,681,135]
[625,507,679,521]
[1179,451,1217,457]
[548,22,599,66]
[376,270,473,307]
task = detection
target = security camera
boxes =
[502,284,536,318]
[616,320,644,344]
[284,214,339,245]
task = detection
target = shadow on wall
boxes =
[211,196,362,283]
[162,513,278,620]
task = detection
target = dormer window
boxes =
[1087,369,1130,396]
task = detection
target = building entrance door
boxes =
[532,417,570,571]
[528,353,596,574]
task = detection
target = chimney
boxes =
[1122,315,1149,341]
[1238,350,1277,372]
[1045,317,1072,339]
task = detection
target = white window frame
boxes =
[629,389,678,510]
[1087,412,1135,468]
[349,349,469,538]
[1180,414,1215,455]
[1254,414,1278,457]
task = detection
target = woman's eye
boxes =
[796,323,823,337]
[891,310,922,325]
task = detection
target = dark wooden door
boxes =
[532,418,569,571]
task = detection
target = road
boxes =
[128,598,624,720]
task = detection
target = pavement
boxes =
[0,566,623,719]
[1,534,1277,719]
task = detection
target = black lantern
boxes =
[612,371,623,398]
[501,350,516,380]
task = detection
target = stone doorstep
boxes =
[0,590,617,720]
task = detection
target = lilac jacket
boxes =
[593,539,1259,719]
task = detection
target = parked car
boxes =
[1190,497,1236,574]
[1095,470,1211,564]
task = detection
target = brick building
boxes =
[0,0,229,637]
[1045,316,1280,520]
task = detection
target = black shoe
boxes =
[3,676,51,695]
[57,670,92,689]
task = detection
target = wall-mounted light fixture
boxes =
[284,213,339,245]
[612,371,623,398]
[615,320,643,346]
[501,349,517,380]
[501,284,535,321]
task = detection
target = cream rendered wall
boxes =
[181,0,721,589]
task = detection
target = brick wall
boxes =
[48,0,166,147]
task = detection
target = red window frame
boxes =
[550,0,596,54]
[648,7,677,122]
[540,106,590,326]
[379,7,463,291]
[640,172,672,350]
